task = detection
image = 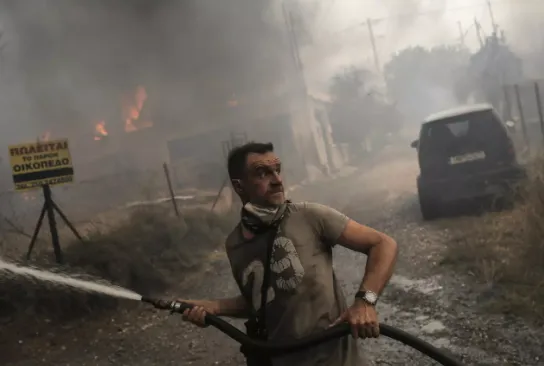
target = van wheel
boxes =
[418,192,438,220]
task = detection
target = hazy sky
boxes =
[299,0,544,91]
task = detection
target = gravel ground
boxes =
[4,149,544,366]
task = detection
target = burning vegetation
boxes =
[122,85,153,133]
[93,85,153,142]
[94,120,108,141]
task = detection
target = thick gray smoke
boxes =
[296,0,544,92]
[0,0,288,150]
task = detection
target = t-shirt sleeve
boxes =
[303,202,350,246]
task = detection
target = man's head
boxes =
[227,142,285,207]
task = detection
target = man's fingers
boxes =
[371,324,380,338]
[181,306,207,327]
[351,323,359,339]
[348,316,362,339]
[188,307,204,323]
[357,322,380,339]
[196,307,207,325]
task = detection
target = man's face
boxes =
[236,151,285,207]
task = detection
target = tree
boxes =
[457,34,523,108]
[384,45,470,123]
[328,66,400,159]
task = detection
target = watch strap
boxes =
[354,290,378,305]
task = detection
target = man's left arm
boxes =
[337,220,398,297]
[305,203,398,339]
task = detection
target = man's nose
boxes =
[271,171,282,184]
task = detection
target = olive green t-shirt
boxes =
[225,202,367,366]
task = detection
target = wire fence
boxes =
[503,80,544,158]
[0,163,229,242]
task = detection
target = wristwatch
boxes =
[354,290,378,306]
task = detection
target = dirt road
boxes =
[7,149,544,366]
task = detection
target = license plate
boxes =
[449,151,486,165]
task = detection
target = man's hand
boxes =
[330,300,380,339]
[177,299,219,328]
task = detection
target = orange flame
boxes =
[94,120,108,141]
[122,85,153,133]
[91,85,153,140]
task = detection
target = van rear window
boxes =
[421,111,505,147]
[438,120,469,137]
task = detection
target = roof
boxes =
[423,103,494,123]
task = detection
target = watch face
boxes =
[365,292,378,304]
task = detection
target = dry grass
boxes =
[0,204,237,324]
[443,159,544,320]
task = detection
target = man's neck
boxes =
[240,201,288,238]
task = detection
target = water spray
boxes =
[141,297,465,366]
[0,259,141,301]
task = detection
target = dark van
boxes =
[411,104,526,220]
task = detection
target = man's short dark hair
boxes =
[227,141,274,180]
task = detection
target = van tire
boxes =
[417,184,438,220]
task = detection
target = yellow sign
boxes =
[9,138,74,191]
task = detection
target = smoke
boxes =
[0,0,290,151]
[500,1,544,52]
[296,0,544,92]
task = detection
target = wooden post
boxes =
[514,84,529,148]
[502,84,512,121]
[534,82,544,143]
[163,162,179,217]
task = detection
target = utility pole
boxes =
[282,0,312,176]
[474,18,484,48]
[283,1,307,94]
[367,18,380,74]
[457,21,465,47]
[487,0,498,36]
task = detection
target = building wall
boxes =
[165,98,312,188]
[311,97,345,171]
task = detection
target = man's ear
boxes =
[231,179,244,196]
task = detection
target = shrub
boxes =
[442,158,544,320]
[0,205,237,323]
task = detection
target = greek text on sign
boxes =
[9,139,74,191]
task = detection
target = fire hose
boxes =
[142,297,465,366]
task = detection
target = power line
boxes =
[312,0,536,38]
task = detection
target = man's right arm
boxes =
[215,295,251,318]
[179,295,250,327]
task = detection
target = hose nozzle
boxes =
[141,297,191,314]
[141,296,174,309]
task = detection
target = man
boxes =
[180,142,398,366]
